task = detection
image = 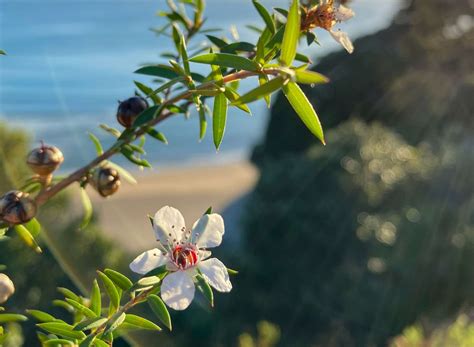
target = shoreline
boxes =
[89,160,259,253]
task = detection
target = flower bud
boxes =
[116,96,149,128]
[27,144,64,176]
[0,273,15,304]
[91,167,121,197]
[0,191,37,225]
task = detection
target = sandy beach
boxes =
[89,161,259,253]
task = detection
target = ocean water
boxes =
[0,0,403,171]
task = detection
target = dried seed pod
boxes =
[116,96,149,128]
[0,273,15,304]
[91,167,121,197]
[0,190,37,225]
[27,144,64,176]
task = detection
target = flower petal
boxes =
[335,5,355,22]
[129,248,169,275]
[191,213,224,249]
[161,271,195,310]
[153,206,186,247]
[330,30,354,54]
[198,258,232,293]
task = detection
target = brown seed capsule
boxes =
[27,144,64,176]
[91,167,121,197]
[0,273,15,304]
[0,190,37,225]
[116,96,149,128]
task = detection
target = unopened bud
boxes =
[91,167,121,197]
[0,191,37,225]
[0,273,15,304]
[27,144,64,176]
[116,96,149,128]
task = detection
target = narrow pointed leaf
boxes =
[232,76,285,106]
[64,298,97,319]
[44,339,75,346]
[282,82,325,144]
[97,271,120,313]
[198,106,207,141]
[196,275,214,307]
[103,312,126,335]
[132,105,162,128]
[224,87,251,114]
[13,224,41,253]
[0,314,28,323]
[88,133,103,155]
[212,93,228,150]
[24,218,41,237]
[79,335,96,347]
[190,53,259,71]
[294,70,329,84]
[79,188,93,230]
[252,1,275,34]
[280,0,301,66]
[74,317,107,331]
[124,314,162,331]
[26,310,57,323]
[90,280,102,317]
[148,295,172,331]
[37,322,86,340]
[104,269,133,291]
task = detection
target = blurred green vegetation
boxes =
[0,123,126,346]
[391,314,474,347]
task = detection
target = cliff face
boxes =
[255,0,474,160]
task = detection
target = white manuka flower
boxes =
[130,206,232,310]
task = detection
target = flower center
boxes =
[172,245,198,270]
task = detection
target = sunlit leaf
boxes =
[104,269,133,291]
[124,314,162,331]
[148,295,172,331]
[212,93,228,150]
[64,298,97,319]
[294,70,329,84]
[73,317,107,331]
[13,224,42,253]
[26,310,57,323]
[0,314,28,323]
[90,280,102,317]
[231,76,286,106]
[252,1,275,34]
[282,82,325,144]
[37,322,86,340]
[280,0,301,66]
[97,271,121,314]
[79,188,93,230]
[190,53,259,71]
[88,132,103,156]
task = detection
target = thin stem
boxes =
[34,68,279,207]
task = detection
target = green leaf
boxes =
[137,276,161,287]
[147,295,172,331]
[13,224,42,253]
[294,70,329,84]
[282,82,325,144]
[220,42,256,54]
[134,81,162,105]
[74,317,107,331]
[79,334,96,347]
[196,275,214,307]
[91,338,109,347]
[259,74,271,108]
[124,314,162,331]
[104,269,133,291]
[145,127,168,145]
[44,339,75,346]
[190,53,259,71]
[212,93,228,150]
[88,132,104,155]
[132,105,162,128]
[206,35,228,48]
[0,314,28,323]
[198,106,207,141]
[90,279,102,317]
[227,268,239,276]
[135,65,180,79]
[64,298,97,319]
[105,162,137,185]
[252,1,275,34]
[0,50,6,55]
[99,124,121,138]
[79,188,93,230]
[223,87,251,114]
[97,271,120,314]
[37,322,86,340]
[149,77,185,97]
[24,218,41,238]
[103,312,126,335]
[26,309,57,323]
[280,0,301,66]
[204,206,213,215]
[120,147,152,168]
[58,287,80,302]
[232,76,286,106]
